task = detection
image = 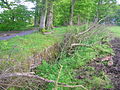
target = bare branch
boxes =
[0,73,87,89]
[71,43,92,47]
[76,16,108,37]
[58,85,88,90]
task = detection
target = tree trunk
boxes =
[77,15,80,25]
[69,0,76,26]
[39,0,48,31]
[46,1,53,30]
[96,0,102,22]
[34,2,39,26]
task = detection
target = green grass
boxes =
[0,27,68,66]
[0,25,86,61]
[0,25,87,72]
[108,26,120,37]
[0,25,114,89]
[36,26,113,90]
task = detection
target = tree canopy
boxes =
[0,0,118,31]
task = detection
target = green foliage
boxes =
[108,26,120,37]
[0,0,118,29]
[74,0,96,21]
[109,5,120,25]
[53,0,70,26]
[0,27,67,70]
[52,0,117,26]
[36,43,113,89]
[0,5,33,31]
[36,26,113,89]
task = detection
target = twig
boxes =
[0,83,24,88]
[71,43,92,47]
[54,65,63,90]
[0,73,87,89]
[76,16,108,37]
[58,85,88,90]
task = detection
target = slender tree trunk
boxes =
[39,0,48,31]
[34,2,39,26]
[77,15,80,25]
[96,0,102,22]
[69,0,76,26]
[46,1,53,30]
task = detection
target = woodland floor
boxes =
[0,26,120,89]
[74,37,120,90]
[110,38,120,89]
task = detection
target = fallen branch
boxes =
[0,73,54,83]
[0,73,87,89]
[59,85,87,90]
[55,65,63,90]
[76,16,108,37]
[71,43,92,47]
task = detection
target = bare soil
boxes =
[75,38,120,90]
[91,37,120,90]
[110,37,120,90]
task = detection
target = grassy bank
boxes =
[36,26,113,90]
[0,27,69,71]
[0,26,87,71]
[108,26,120,37]
[0,25,115,89]
[0,26,87,61]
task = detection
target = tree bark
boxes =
[0,73,87,89]
[77,15,80,25]
[39,0,48,30]
[96,0,102,22]
[46,1,53,30]
[69,0,76,26]
[34,2,39,26]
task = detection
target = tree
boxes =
[39,0,48,31]
[69,0,76,25]
[34,0,41,26]
[0,0,11,9]
[53,0,70,26]
[0,5,33,31]
[95,0,117,21]
[46,0,54,29]
[25,0,41,26]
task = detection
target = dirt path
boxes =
[0,29,38,40]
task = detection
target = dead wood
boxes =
[71,43,92,47]
[76,16,108,37]
[0,73,87,89]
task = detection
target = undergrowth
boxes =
[36,26,113,90]
[0,26,85,72]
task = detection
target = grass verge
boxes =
[108,26,120,37]
[36,25,114,90]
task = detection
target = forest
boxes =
[0,0,120,90]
